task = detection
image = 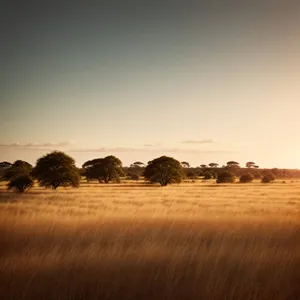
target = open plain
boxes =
[1,180,300,300]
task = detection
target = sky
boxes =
[1,1,300,168]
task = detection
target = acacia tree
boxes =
[82,155,124,183]
[246,162,256,168]
[200,164,207,168]
[226,161,240,168]
[181,161,190,168]
[3,160,32,181]
[32,151,80,189]
[209,163,219,168]
[130,161,145,168]
[144,156,186,186]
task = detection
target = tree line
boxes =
[1,151,299,193]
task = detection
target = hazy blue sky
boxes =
[1,1,300,167]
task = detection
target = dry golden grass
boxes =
[0,180,300,299]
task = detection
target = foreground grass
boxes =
[0,181,300,299]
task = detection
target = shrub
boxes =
[239,173,254,183]
[216,171,235,183]
[261,174,275,183]
[203,171,212,180]
[261,176,271,183]
[7,175,34,193]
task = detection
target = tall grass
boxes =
[0,181,299,299]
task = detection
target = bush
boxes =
[7,175,34,193]
[216,171,235,183]
[203,171,212,180]
[261,176,271,183]
[239,173,254,183]
[261,174,275,183]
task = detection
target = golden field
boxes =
[0,180,300,300]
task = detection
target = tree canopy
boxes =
[181,161,190,168]
[246,162,256,168]
[82,155,124,183]
[0,161,12,169]
[130,161,145,168]
[216,171,235,183]
[208,163,219,168]
[3,160,32,181]
[226,161,240,168]
[32,151,80,189]
[144,156,185,186]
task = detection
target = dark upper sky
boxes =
[1,1,300,167]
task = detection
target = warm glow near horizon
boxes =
[1,1,300,168]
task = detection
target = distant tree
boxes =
[239,173,254,183]
[203,171,212,180]
[3,160,32,181]
[7,175,34,193]
[208,163,219,168]
[216,171,235,183]
[196,170,204,177]
[246,162,256,168]
[144,156,185,186]
[32,151,80,189]
[254,165,259,169]
[226,161,240,168]
[200,164,207,168]
[0,161,12,169]
[82,155,124,183]
[130,161,145,168]
[181,161,190,168]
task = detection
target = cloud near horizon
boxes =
[182,139,214,144]
[143,143,162,147]
[0,142,70,149]
[68,146,236,154]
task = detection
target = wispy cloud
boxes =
[0,142,70,149]
[143,143,162,147]
[69,146,236,154]
[182,139,214,144]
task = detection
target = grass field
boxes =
[1,180,300,299]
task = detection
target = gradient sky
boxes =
[1,1,300,168]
